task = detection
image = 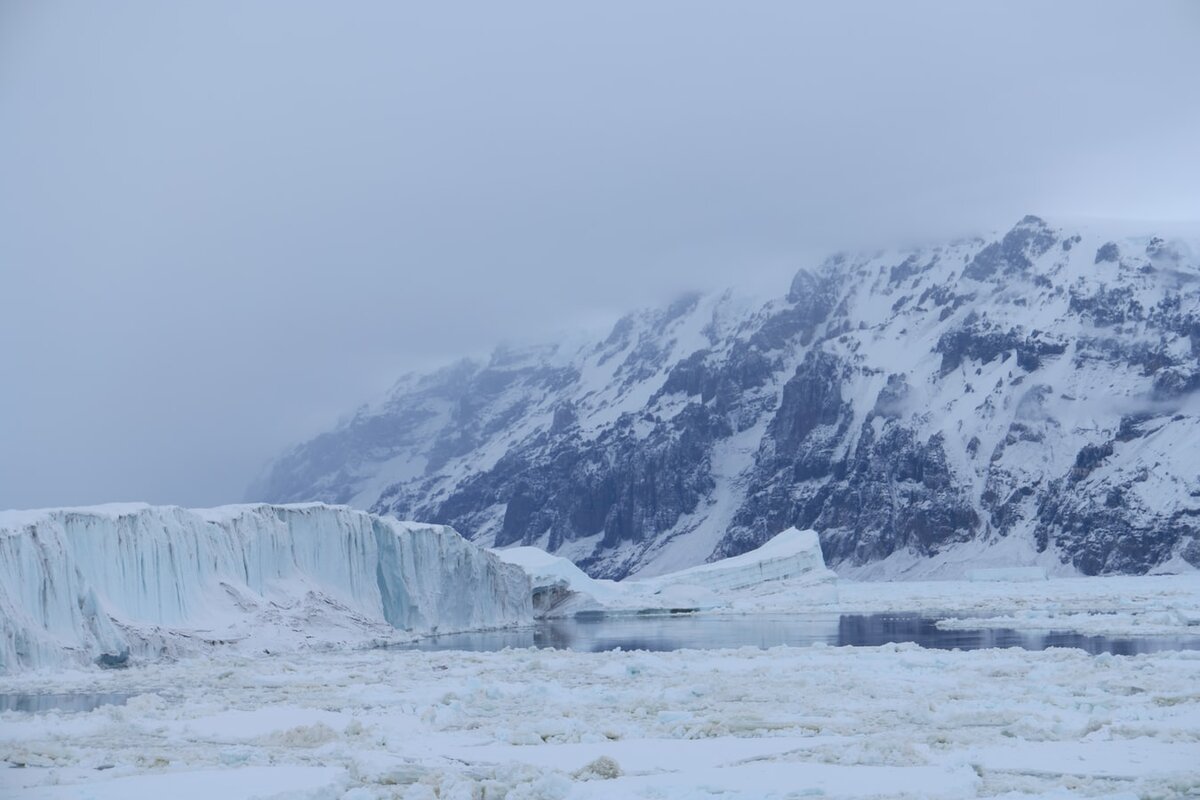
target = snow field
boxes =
[2,642,1198,799]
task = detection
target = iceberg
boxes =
[494,527,837,617]
[0,503,531,673]
[493,545,626,615]
[641,528,835,593]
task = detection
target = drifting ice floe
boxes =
[0,503,531,672]
[495,527,837,616]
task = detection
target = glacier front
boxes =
[0,503,532,673]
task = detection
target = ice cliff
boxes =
[0,503,531,672]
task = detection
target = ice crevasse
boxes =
[0,503,532,672]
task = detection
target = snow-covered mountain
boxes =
[252,217,1200,580]
[0,503,531,672]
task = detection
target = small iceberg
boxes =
[494,527,837,617]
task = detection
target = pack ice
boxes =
[0,503,531,673]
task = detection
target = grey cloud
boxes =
[1,0,1197,507]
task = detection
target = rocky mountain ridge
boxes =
[252,217,1200,579]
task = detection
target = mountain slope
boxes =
[252,217,1200,579]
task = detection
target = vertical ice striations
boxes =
[0,503,531,673]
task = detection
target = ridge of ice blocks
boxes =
[0,503,532,672]
[495,527,837,617]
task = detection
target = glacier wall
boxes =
[0,503,531,673]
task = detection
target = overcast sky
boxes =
[1,1,1198,509]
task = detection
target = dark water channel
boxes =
[0,692,134,714]
[403,612,1200,656]
[7,614,1197,715]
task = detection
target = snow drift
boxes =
[0,503,531,672]
[494,527,836,617]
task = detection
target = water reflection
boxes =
[832,613,1190,654]
[405,613,1200,656]
[0,692,133,714]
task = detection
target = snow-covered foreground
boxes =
[3,641,1198,799]
[5,505,1199,798]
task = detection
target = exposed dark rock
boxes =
[724,415,978,567]
[872,374,911,418]
[963,216,1057,281]
[550,402,579,433]
[1116,414,1153,442]
[255,218,1200,579]
[1036,487,1196,575]
[1152,367,1200,400]
[767,349,847,457]
[1069,286,1145,327]
[936,315,1066,375]
[1183,538,1200,568]
[784,269,839,345]
[430,402,732,576]
[1095,242,1120,264]
[1071,441,1114,481]
[889,254,939,285]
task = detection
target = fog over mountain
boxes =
[2,1,1198,510]
[253,216,1200,579]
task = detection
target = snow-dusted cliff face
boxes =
[253,217,1200,580]
[0,503,531,672]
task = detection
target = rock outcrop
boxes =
[253,218,1200,579]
